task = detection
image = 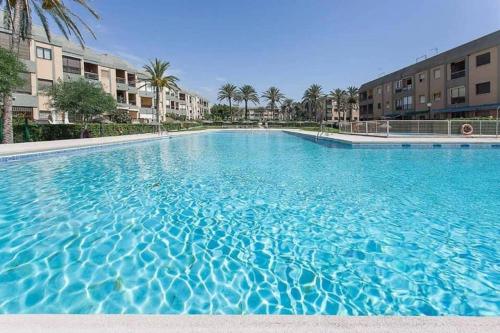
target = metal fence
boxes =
[339,120,500,137]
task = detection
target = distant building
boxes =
[359,30,500,120]
[0,20,209,123]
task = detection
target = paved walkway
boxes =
[284,129,500,145]
[0,315,498,333]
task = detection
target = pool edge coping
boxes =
[0,315,498,333]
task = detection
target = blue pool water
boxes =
[0,131,498,315]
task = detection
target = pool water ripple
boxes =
[0,131,498,315]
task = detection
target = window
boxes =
[386,85,390,92]
[433,92,442,102]
[62,56,81,74]
[450,60,465,79]
[37,79,53,91]
[476,82,491,95]
[377,103,381,109]
[418,73,425,82]
[385,101,390,109]
[36,46,52,60]
[395,98,403,110]
[476,52,490,67]
[433,68,441,79]
[450,86,466,104]
[14,72,31,94]
[419,95,426,104]
[377,87,382,95]
[403,96,412,110]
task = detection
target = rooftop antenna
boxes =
[416,55,427,63]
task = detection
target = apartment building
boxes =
[323,97,359,122]
[359,30,500,120]
[0,22,209,123]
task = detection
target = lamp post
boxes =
[427,102,432,120]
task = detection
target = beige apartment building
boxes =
[359,30,500,120]
[0,22,209,124]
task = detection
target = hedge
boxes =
[13,122,203,143]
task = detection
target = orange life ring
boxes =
[461,123,473,136]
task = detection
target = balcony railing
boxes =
[84,72,99,80]
[451,70,465,80]
[128,81,136,87]
[451,96,465,104]
[116,77,126,84]
[63,66,81,75]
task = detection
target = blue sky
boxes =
[75,0,500,103]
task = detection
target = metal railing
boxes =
[339,119,500,137]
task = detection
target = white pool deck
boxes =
[0,128,499,157]
[0,128,499,331]
[0,315,498,333]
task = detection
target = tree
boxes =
[46,79,116,137]
[303,84,323,121]
[110,109,131,124]
[281,98,294,121]
[235,85,259,120]
[143,58,179,132]
[209,104,232,121]
[346,86,359,122]
[261,87,285,120]
[330,88,347,127]
[0,47,27,141]
[1,0,99,143]
[217,83,238,122]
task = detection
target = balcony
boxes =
[450,70,465,80]
[451,96,465,105]
[84,72,99,80]
[116,77,126,84]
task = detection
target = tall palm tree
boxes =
[218,83,238,122]
[261,87,284,120]
[302,84,323,121]
[330,88,347,127]
[281,98,294,121]
[143,59,179,133]
[236,85,259,120]
[346,86,359,122]
[1,0,99,143]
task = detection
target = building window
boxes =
[403,96,412,110]
[395,98,402,110]
[386,85,390,92]
[433,92,442,102]
[37,79,53,91]
[36,46,52,60]
[377,103,381,109]
[476,82,491,95]
[62,56,81,74]
[385,101,390,109]
[450,86,466,104]
[433,68,441,79]
[450,60,465,79]
[377,87,382,95]
[14,72,31,94]
[419,95,426,104]
[418,73,425,82]
[476,52,490,67]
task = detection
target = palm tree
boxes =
[236,85,259,120]
[1,0,99,143]
[302,84,323,121]
[330,88,347,127]
[281,98,294,121]
[143,59,179,133]
[218,83,238,121]
[346,86,359,122]
[261,87,284,120]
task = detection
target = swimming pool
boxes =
[0,131,498,315]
